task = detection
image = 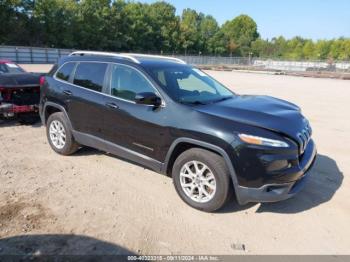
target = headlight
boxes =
[238,134,289,148]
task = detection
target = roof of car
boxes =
[66,51,187,67]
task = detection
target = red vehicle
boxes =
[0,60,41,124]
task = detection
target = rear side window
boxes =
[56,62,75,81]
[73,62,107,92]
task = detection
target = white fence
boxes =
[0,46,74,64]
[253,60,350,72]
[1,45,349,72]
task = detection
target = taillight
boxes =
[39,76,45,87]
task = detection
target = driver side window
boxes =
[110,64,155,102]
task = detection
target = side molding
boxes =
[73,131,163,172]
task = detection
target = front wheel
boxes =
[46,112,79,155]
[172,148,232,212]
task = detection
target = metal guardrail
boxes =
[177,55,350,72]
[1,45,349,72]
[0,46,74,64]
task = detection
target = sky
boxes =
[141,0,350,40]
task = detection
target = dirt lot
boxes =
[0,69,349,255]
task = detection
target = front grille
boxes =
[296,121,312,154]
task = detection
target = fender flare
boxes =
[42,102,73,130]
[163,137,239,192]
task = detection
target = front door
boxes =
[101,63,169,162]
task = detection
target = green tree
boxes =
[207,30,227,55]
[337,39,350,60]
[179,8,201,54]
[147,1,179,53]
[284,37,305,60]
[122,2,155,52]
[221,14,259,56]
[0,0,33,45]
[302,40,316,60]
[76,0,111,50]
[251,38,271,57]
[108,0,131,51]
[33,0,78,48]
[1,0,350,61]
[198,15,219,54]
[314,40,332,60]
[329,39,345,60]
[271,36,287,58]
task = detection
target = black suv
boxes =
[40,51,317,212]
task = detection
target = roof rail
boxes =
[69,51,140,64]
[122,53,187,64]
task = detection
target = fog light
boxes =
[267,160,290,172]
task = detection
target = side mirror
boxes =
[135,92,162,107]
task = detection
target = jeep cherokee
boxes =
[39,51,317,212]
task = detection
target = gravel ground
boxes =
[0,70,349,255]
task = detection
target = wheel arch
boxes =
[162,138,239,191]
[43,102,73,130]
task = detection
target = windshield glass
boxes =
[146,65,235,104]
[0,63,25,74]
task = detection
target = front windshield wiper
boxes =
[211,96,234,103]
[180,100,207,105]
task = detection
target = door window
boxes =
[73,62,107,92]
[110,64,156,101]
[56,62,76,81]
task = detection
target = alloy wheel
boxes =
[49,120,66,149]
[179,160,217,203]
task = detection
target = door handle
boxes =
[106,102,119,109]
[63,90,72,96]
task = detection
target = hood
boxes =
[195,95,308,140]
[0,73,40,88]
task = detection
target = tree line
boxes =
[1,0,349,60]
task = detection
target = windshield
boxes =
[0,63,25,74]
[146,65,235,104]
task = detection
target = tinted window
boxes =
[147,66,234,104]
[73,62,107,92]
[56,62,75,81]
[110,64,155,101]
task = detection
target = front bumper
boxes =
[235,139,317,205]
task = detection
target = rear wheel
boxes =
[46,112,79,155]
[172,148,232,212]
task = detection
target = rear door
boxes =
[63,62,109,138]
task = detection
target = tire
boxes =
[46,112,79,155]
[172,148,232,212]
